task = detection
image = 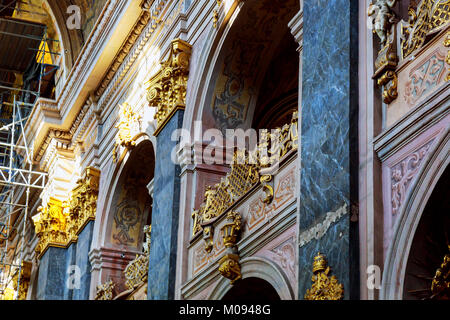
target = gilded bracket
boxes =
[304,252,344,300]
[372,24,399,105]
[146,39,192,137]
[12,261,32,300]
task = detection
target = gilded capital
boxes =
[145,39,192,136]
[32,167,100,259]
[66,167,101,241]
[32,197,70,258]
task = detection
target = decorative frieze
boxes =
[404,49,447,106]
[304,252,344,300]
[32,167,101,259]
[146,39,192,136]
[401,0,450,59]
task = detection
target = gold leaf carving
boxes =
[304,252,344,300]
[146,39,192,136]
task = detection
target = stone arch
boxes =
[208,256,295,300]
[381,130,450,299]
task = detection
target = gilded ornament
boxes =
[371,20,399,104]
[378,70,398,104]
[32,198,70,258]
[191,113,298,236]
[444,31,450,81]
[146,39,192,136]
[218,211,242,284]
[203,225,214,253]
[218,253,242,284]
[304,252,344,300]
[430,245,450,300]
[401,0,450,59]
[95,280,116,300]
[368,0,397,46]
[66,167,100,241]
[113,103,141,163]
[221,211,242,248]
[213,0,222,28]
[12,261,32,300]
[32,167,100,259]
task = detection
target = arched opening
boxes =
[403,164,449,300]
[222,277,281,301]
[102,140,155,294]
[109,141,154,251]
[200,0,300,136]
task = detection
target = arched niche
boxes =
[187,0,300,138]
[381,132,450,299]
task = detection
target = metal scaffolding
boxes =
[0,9,59,299]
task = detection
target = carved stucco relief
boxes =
[390,138,436,215]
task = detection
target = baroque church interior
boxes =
[0,0,448,302]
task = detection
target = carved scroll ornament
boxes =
[146,39,192,136]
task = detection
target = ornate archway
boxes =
[381,130,450,299]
